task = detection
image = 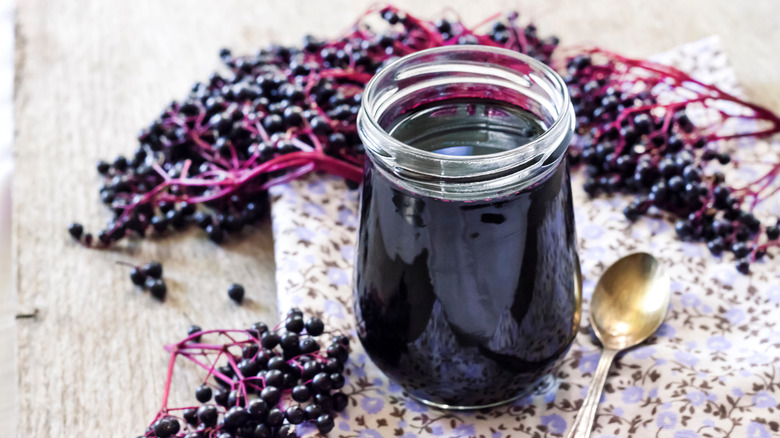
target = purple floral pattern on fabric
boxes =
[269,37,780,437]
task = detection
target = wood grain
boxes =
[13,0,780,436]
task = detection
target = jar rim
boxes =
[357,45,575,199]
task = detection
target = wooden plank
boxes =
[13,0,780,436]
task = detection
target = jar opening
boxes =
[357,46,575,200]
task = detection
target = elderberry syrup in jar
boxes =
[354,46,582,409]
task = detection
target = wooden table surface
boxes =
[13,0,780,436]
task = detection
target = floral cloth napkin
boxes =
[269,37,780,438]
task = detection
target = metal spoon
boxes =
[565,252,670,438]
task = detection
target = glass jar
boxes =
[354,46,581,409]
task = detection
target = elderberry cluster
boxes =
[69,7,558,248]
[144,309,350,438]
[128,261,168,300]
[565,54,779,273]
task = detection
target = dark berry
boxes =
[316,413,335,433]
[707,238,724,256]
[242,343,259,359]
[165,209,185,229]
[250,322,269,337]
[304,403,323,420]
[68,223,84,239]
[266,408,284,427]
[323,357,343,374]
[334,334,349,348]
[251,424,271,438]
[194,212,212,229]
[182,408,198,425]
[150,215,168,232]
[286,308,303,318]
[330,372,345,389]
[302,360,322,380]
[195,385,212,403]
[675,220,693,240]
[666,135,684,152]
[285,316,304,333]
[739,212,761,233]
[223,406,249,430]
[130,267,146,286]
[682,165,702,182]
[292,385,311,402]
[143,261,163,279]
[187,324,202,342]
[261,332,280,349]
[312,372,332,392]
[247,398,269,420]
[264,369,284,388]
[732,241,751,258]
[327,343,349,362]
[228,283,245,303]
[274,425,293,438]
[280,332,300,351]
[767,225,780,240]
[332,391,349,411]
[315,393,334,411]
[299,336,319,354]
[304,317,324,336]
[197,405,219,427]
[146,278,167,300]
[152,417,180,438]
[736,258,750,274]
[267,356,288,371]
[285,406,305,424]
[261,386,282,405]
[227,389,246,407]
[206,224,226,243]
[96,160,110,174]
[713,220,733,236]
[113,156,129,172]
[623,204,640,221]
[214,389,229,407]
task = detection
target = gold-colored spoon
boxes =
[565,252,670,438]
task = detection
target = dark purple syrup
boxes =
[354,99,581,407]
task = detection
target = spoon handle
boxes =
[564,348,618,438]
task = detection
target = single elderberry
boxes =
[197,405,219,427]
[247,398,268,420]
[316,413,335,433]
[143,261,163,279]
[187,324,202,342]
[130,267,146,286]
[266,407,284,427]
[152,417,180,438]
[332,391,349,411]
[736,257,750,274]
[291,384,311,402]
[304,317,324,336]
[67,223,84,240]
[227,283,245,303]
[304,403,323,420]
[147,278,167,300]
[195,384,212,403]
[260,386,282,405]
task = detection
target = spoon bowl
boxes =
[590,252,671,350]
[565,252,670,438]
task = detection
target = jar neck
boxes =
[357,46,574,200]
